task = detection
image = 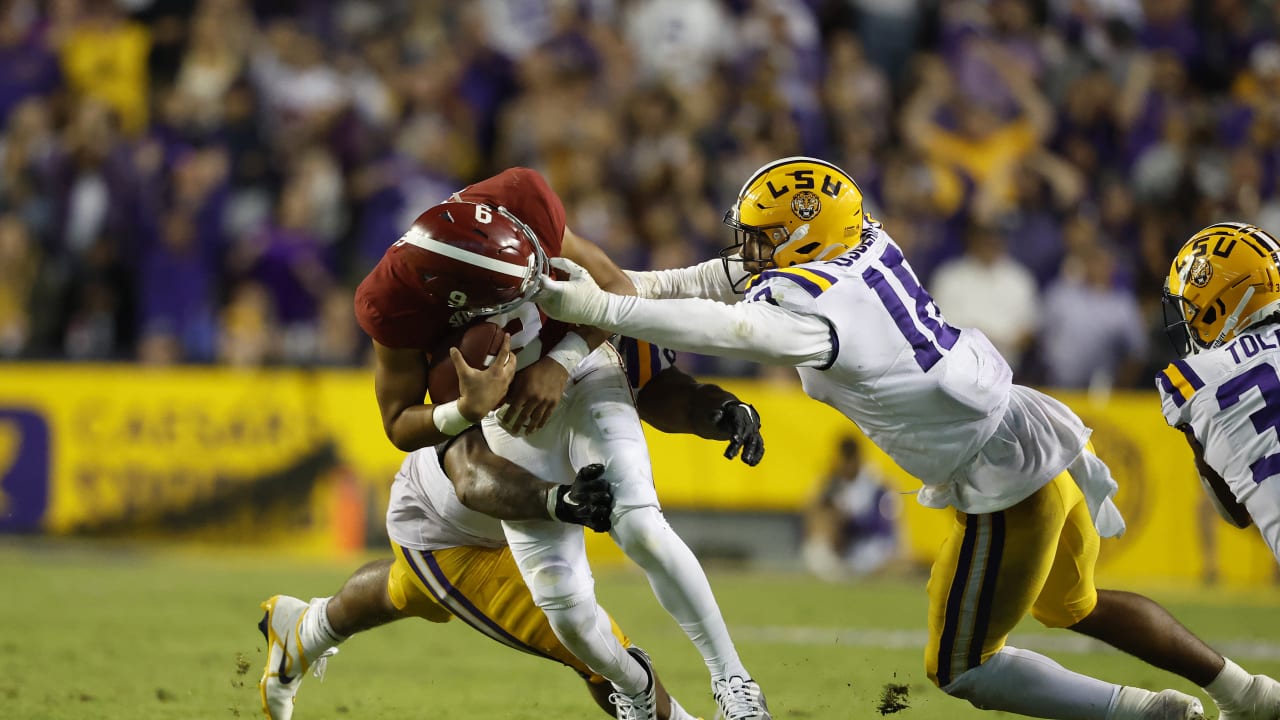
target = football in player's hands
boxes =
[427,322,509,403]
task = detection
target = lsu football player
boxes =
[1160,222,1280,613]
[259,336,765,720]
[538,156,1280,720]
[353,167,770,720]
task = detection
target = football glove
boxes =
[552,463,614,532]
[711,400,764,466]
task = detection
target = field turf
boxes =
[2,539,1279,719]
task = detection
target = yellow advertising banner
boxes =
[0,366,1274,585]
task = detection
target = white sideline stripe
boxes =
[401,228,529,278]
[737,626,1280,662]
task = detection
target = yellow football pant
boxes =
[385,541,630,683]
[926,468,1100,687]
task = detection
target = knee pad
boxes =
[527,561,594,611]
[610,506,672,561]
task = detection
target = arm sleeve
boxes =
[624,258,745,304]
[596,294,834,367]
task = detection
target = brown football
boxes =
[426,321,507,403]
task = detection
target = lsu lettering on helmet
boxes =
[721,156,867,291]
[1164,221,1280,356]
[392,200,549,317]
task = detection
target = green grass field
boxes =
[2,539,1279,720]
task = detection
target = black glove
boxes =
[551,463,614,532]
[710,400,764,466]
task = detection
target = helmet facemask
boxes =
[1161,283,1202,357]
[720,209,785,293]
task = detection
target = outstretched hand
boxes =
[536,257,610,325]
[710,401,765,466]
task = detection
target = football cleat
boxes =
[712,675,772,720]
[257,595,338,720]
[1113,687,1206,720]
[1217,673,1280,720]
[609,646,659,720]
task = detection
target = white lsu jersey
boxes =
[386,336,674,551]
[1156,324,1280,509]
[744,227,1093,514]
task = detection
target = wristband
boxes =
[545,485,562,520]
[546,332,591,374]
[431,400,475,436]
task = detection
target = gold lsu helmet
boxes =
[721,156,868,291]
[1164,221,1280,356]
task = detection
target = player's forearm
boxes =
[385,406,453,452]
[596,295,833,367]
[624,259,741,303]
[636,368,733,439]
[443,432,555,521]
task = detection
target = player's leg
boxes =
[565,353,768,719]
[926,473,1203,720]
[1065,473,1280,720]
[400,539,701,719]
[481,405,653,706]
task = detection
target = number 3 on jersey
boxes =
[1217,364,1280,484]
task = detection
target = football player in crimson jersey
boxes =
[335,168,771,720]
[257,339,759,720]
[539,156,1280,720]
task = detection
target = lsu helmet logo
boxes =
[1188,257,1213,287]
[1164,221,1280,356]
[791,190,821,221]
[721,157,867,290]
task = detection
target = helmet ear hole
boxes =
[1202,305,1217,325]
[794,242,820,255]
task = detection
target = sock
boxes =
[543,601,649,695]
[1109,687,1204,720]
[667,695,697,720]
[613,507,747,681]
[1205,657,1252,710]
[944,646,1119,720]
[298,597,345,661]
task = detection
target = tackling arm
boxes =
[636,364,764,466]
[442,429,559,520]
[637,366,739,439]
[539,266,834,368]
[1179,424,1253,529]
[624,258,744,304]
[442,428,614,531]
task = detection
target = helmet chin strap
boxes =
[773,224,810,259]
[1210,286,1256,348]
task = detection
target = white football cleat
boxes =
[1218,673,1280,720]
[257,595,337,720]
[1113,687,1205,720]
[713,675,772,720]
[610,647,659,720]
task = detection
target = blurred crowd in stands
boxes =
[1,0,1278,390]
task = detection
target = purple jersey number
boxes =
[861,245,958,371]
[1217,363,1280,484]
